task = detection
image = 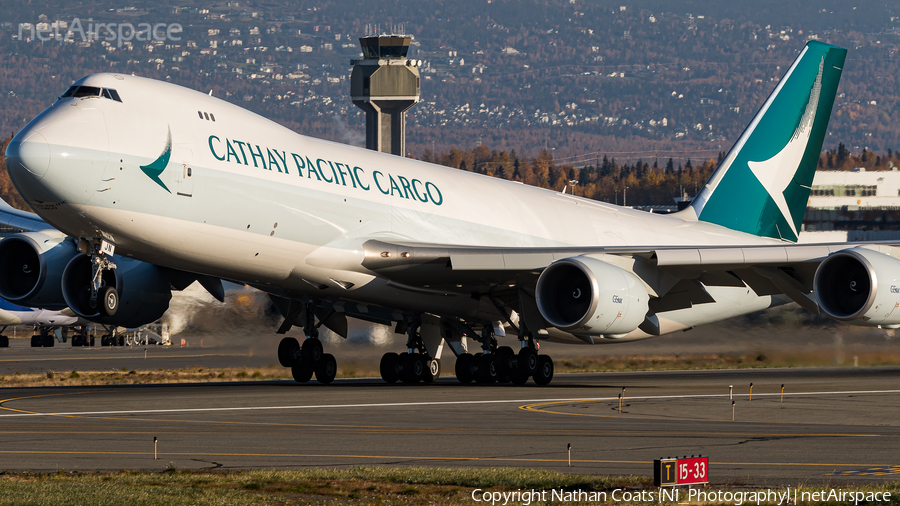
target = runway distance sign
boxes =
[654,456,709,486]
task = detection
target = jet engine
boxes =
[0,232,79,309]
[61,254,172,328]
[814,247,900,327]
[535,256,649,337]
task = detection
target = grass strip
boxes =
[0,467,897,505]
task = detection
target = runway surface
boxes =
[0,366,898,485]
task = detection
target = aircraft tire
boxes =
[100,336,109,346]
[455,353,474,384]
[31,335,41,347]
[423,358,441,383]
[402,353,425,383]
[0,336,7,347]
[380,352,399,383]
[42,335,54,347]
[533,355,554,386]
[278,337,300,367]
[100,286,119,317]
[494,346,516,376]
[291,363,313,383]
[474,354,498,384]
[315,353,337,384]
[517,347,539,375]
[510,370,529,385]
[300,338,323,365]
[117,335,125,346]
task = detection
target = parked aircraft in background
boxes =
[0,297,78,347]
[4,41,884,386]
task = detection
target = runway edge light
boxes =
[654,456,709,487]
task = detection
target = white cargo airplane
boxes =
[1,41,889,385]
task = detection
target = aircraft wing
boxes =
[361,239,900,316]
[0,197,53,232]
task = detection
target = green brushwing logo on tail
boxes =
[692,41,847,242]
[140,126,172,193]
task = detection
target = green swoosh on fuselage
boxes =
[140,126,172,193]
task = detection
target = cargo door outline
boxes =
[173,147,194,197]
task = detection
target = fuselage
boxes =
[5,73,786,343]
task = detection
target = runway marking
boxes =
[0,388,896,418]
[0,449,883,469]
[0,392,90,415]
[832,466,900,476]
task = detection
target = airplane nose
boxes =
[5,131,51,180]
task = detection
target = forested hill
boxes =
[0,0,898,162]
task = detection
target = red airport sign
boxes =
[654,456,709,486]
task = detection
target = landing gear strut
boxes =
[84,239,119,317]
[277,301,337,384]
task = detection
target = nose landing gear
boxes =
[83,238,119,317]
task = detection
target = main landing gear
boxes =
[454,332,553,386]
[379,317,441,384]
[277,302,337,384]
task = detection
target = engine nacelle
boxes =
[0,232,79,309]
[62,254,172,328]
[814,247,900,327]
[535,256,649,337]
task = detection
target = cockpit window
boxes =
[73,86,101,98]
[59,86,122,103]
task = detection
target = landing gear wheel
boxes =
[42,335,54,347]
[99,286,119,317]
[455,353,474,384]
[380,352,399,383]
[533,355,554,386]
[315,353,337,384]
[510,370,529,385]
[0,336,8,347]
[474,354,498,384]
[300,338,323,365]
[30,335,41,348]
[101,335,110,347]
[423,358,441,383]
[494,347,515,383]
[291,363,313,383]
[402,353,426,383]
[518,347,539,376]
[278,337,301,367]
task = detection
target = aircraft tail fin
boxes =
[681,41,846,242]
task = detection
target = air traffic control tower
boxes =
[350,35,421,156]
